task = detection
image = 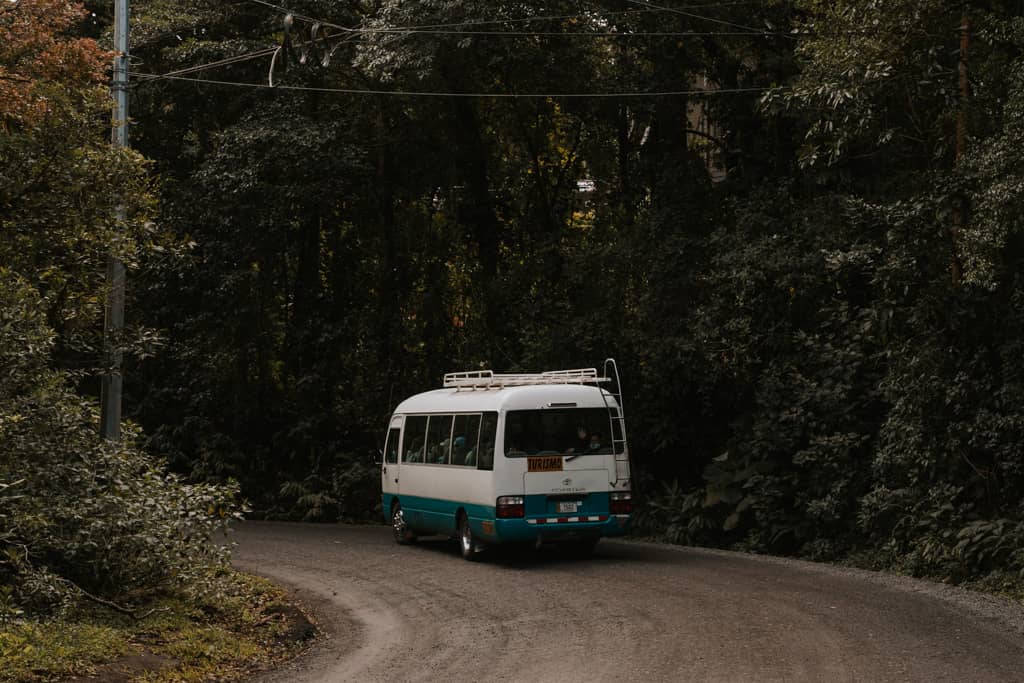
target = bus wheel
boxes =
[392,503,415,545]
[458,513,482,561]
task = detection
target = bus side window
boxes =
[384,427,400,464]
[452,414,481,466]
[403,416,428,463]
[478,412,497,471]
[425,414,454,465]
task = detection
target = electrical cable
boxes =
[624,0,795,38]
[353,2,764,32]
[248,0,651,32]
[351,8,661,31]
[344,28,792,37]
[157,47,279,78]
[247,0,354,32]
[150,1,788,84]
[133,71,770,99]
[248,0,776,36]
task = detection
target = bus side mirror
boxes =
[373,449,383,466]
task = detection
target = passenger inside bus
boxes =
[452,435,467,464]
[406,437,423,462]
[479,438,494,469]
[432,439,448,463]
[567,426,589,454]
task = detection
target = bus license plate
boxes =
[557,501,578,513]
[527,456,563,472]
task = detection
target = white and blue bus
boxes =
[380,361,633,560]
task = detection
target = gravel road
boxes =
[233,522,1024,682]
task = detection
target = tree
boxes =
[0,0,240,616]
[1,0,163,370]
[691,0,1024,575]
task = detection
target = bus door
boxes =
[382,416,403,499]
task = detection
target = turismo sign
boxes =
[527,456,564,472]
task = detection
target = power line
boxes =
[625,0,795,39]
[247,0,354,32]
[247,0,769,36]
[141,34,359,84]
[358,3,764,32]
[247,0,654,31]
[625,0,762,32]
[351,8,662,32]
[149,2,783,85]
[134,71,770,99]
[345,28,791,37]
[158,47,279,78]
[138,30,758,88]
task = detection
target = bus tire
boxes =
[392,502,415,545]
[458,513,482,561]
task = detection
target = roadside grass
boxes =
[0,621,128,681]
[0,572,313,683]
[624,534,1024,604]
[938,571,1024,603]
[839,550,1024,603]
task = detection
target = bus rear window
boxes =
[504,408,617,457]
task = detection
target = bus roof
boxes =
[393,384,617,415]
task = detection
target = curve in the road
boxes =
[233,522,1024,683]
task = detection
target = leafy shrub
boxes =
[331,457,381,523]
[954,519,1024,578]
[0,270,240,616]
[278,455,381,523]
[634,480,716,545]
[279,474,338,522]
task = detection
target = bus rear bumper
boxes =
[491,514,631,543]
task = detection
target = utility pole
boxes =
[951,14,970,286]
[101,0,129,441]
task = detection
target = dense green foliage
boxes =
[0,0,239,618]
[117,0,1024,583]
[5,0,1024,592]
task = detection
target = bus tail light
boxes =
[610,491,632,515]
[496,495,525,518]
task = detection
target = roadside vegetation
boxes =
[0,2,312,680]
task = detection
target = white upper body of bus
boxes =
[388,370,630,488]
[392,382,616,416]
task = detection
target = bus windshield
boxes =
[504,408,620,457]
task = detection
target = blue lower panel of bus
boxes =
[493,510,630,544]
[382,492,631,544]
[382,493,494,536]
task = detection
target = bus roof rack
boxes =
[443,367,611,389]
